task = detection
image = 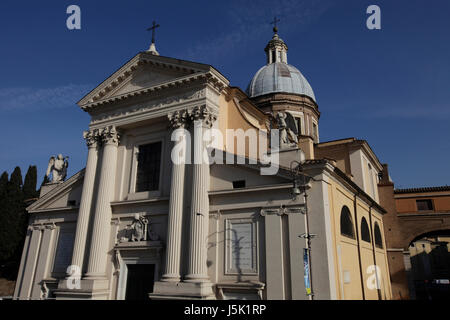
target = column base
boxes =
[150,281,216,300]
[184,274,211,283]
[161,273,181,282]
[54,278,110,300]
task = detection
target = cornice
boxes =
[78,51,229,112]
[88,87,211,127]
[78,53,206,106]
[27,169,85,213]
[81,71,227,112]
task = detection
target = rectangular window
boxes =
[296,117,302,135]
[136,141,162,193]
[312,123,318,141]
[232,180,246,189]
[416,199,433,211]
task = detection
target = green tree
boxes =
[0,172,7,195]
[0,166,40,280]
[0,167,24,279]
[0,172,9,246]
[23,165,38,200]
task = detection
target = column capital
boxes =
[83,129,100,148]
[168,109,188,129]
[100,125,120,146]
[188,105,217,128]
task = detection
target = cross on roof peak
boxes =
[147,20,160,44]
[146,20,160,55]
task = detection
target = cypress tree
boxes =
[0,167,24,278]
[23,165,38,200]
[0,171,9,264]
[0,172,7,195]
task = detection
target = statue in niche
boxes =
[130,213,147,241]
[46,154,69,183]
[275,112,298,148]
[119,213,160,243]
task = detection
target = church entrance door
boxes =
[125,264,155,300]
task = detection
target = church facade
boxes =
[14,30,393,300]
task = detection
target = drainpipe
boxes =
[369,203,382,300]
[353,192,366,300]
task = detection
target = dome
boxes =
[246,31,316,102]
[247,62,316,102]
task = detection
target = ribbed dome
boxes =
[247,62,316,102]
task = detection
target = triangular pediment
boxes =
[27,170,85,213]
[77,52,218,110]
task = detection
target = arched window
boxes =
[374,222,383,248]
[360,217,371,243]
[340,206,355,239]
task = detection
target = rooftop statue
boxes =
[46,154,69,183]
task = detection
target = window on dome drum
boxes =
[416,199,433,211]
[340,206,355,239]
[374,222,383,249]
[136,141,162,193]
[312,123,318,141]
[360,217,371,243]
[295,117,302,135]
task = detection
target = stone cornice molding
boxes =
[78,53,206,106]
[260,208,282,217]
[89,88,208,126]
[80,70,228,112]
[100,125,120,146]
[260,205,306,217]
[27,169,86,213]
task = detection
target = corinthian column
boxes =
[70,129,100,273]
[161,110,188,282]
[185,106,216,282]
[85,126,120,279]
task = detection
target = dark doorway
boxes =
[125,264,155,300]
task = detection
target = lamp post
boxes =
[290,160,315,300]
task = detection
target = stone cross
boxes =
[270,16,280,33]
[147,20,160,44]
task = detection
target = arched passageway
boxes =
[406,230,450,300]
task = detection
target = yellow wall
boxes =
[327,178,393,300]
[217,91,268,160]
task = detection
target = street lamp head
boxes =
[292,179,302,197]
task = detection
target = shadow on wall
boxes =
[408,235,450,300]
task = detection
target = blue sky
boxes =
[0,0,449,188]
